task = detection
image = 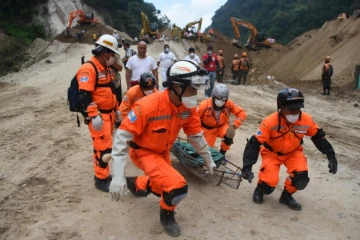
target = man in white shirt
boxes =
[185,47,202,67]
[113,30,120,42]
[125,41,158,90]
[157,44,177,90]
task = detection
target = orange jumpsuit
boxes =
[119,85,158,120]
[120,89,202,210]
[197,98,247,151]
[255,112,319,193]
[77,56,118,179]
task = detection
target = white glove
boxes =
[91,115,103,131]
[110,129,134,202]
[109,178,127,202]
[188,133,216,175]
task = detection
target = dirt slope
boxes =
[267,17,360,89]
[0,37,360,240]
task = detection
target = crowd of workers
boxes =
[75,33,337,237]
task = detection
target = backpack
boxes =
[239,58,249,70]
[67,56,99,126]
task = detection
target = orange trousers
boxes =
[202,123,231,151]
[129,148,187,210]
[88,112,115,179]
[258,146,308,194]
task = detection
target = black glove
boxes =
[326,153,337,174]
[115,121,121,129]
[207,55,212,61]
[241,166,254,183]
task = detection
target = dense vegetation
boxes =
[83,0,170,38]
[0,0,47,76]
[211,0,360,45]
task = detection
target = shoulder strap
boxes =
[86,61,99,90]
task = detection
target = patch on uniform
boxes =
[127,110,137,123]
[135,105,142,115]
[80,76,89,82]
[261,122,266,128]
[181,113,189,119]
[123,96,128,101]
[256,129,262,136]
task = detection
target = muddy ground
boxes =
[0,38,359,240]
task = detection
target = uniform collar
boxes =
[90,56,106,71]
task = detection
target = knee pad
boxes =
[97,148,112,168]
[163,185,188,206]
[258,182,275,195]
[291,171,310,190]
[223,136,233,146]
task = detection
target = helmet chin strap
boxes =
[169,83,187,102]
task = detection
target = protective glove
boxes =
[204,157,216,175]
[326,153,338,174]
[207,55,212,61]
[226,125,236,139]
[91,115,103,131]
[115,110,121,128]
[109,177,127,202]
[241,166,254,183]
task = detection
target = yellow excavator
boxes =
[180,18,213,42]
[140,12,159,43]
[230,17,276,50]
[171,24,182,39]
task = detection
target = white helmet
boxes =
[166,60,210,90]
[95,34,119,54]
[212,83,229,100]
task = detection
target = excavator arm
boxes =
[181,18,202,42]
[140,12,159,43]
[65,9,99,37]
[230,17,275,50]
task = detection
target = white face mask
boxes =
[182,95,197,108]
[214,99,225,107]
[190,53,195,58]
[208,51,212,55]
[144,90,153,95]
[285,114,299,123]
[165,48,170,53]
[106,56,116,67]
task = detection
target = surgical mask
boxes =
[144,90,153,95]
[105,56,116,67]
[285,114,299,123]
[190,53,195,57]
[208,51,212,55]
[182,95,197,108]
[214,99,225,107]
[165,48,169,53]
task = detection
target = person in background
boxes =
[157,44,177,90]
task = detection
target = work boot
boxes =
[252,187,264,204]
[219,149,227,165]
[160,208,181,237]
[94,176,112,192]
[126,177,149,197]
[279,189,302,210]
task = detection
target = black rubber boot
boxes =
[160,208,181,237]
[252,187,264,204]
[279,189,302,210]
[94,176,111,192]
[126,177,149,197]
[219,149,227,165]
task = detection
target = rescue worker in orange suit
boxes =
[322,56,333,95]
[217,50,225,83]
[76,34,121,192]
[119,72,158,120]
[198,83,247,159]
[237,52,250,85]
[241,88,338,210]
[109,60,216,237]
[231,54,240,83]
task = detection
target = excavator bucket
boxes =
[232,39,242,48]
